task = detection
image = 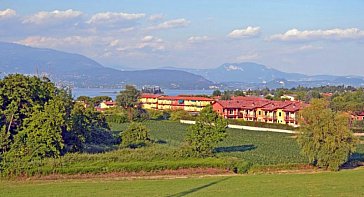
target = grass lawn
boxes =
[2,168,364,197]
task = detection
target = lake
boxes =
[71,88,214,100]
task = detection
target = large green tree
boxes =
[116,85,141,109]
[0,74,111,175]
[0,74,58,155]
[185,106,228,157]
[297,99,358,171]
[116,85,141,121]
[63,102,110,152]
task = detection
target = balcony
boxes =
[264,116,277,121]
[285,117,296,122]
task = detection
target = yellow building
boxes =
[139,95,214,113]
[139,94,161,109]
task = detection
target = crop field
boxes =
[111,121,307,165]
[7,120,362,177]
[110,120,364,166]
[2,168,364,197]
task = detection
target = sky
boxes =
[1,0,364,75]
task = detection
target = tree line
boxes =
[0,74,111,174]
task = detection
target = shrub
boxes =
[170,109,193,121]
[185,106,228,157]
[147,109,170,120]
[120,122,150,148]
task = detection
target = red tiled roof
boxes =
[231,96,265,101]
[213,98,306,112]
[261,101,292,111]
[282,102,306,112]
[214,100,244,108]
[104,101,116,105]
[356,111,364,116]
[141,94,162,99]
[159,96,213,101]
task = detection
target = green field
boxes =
[110,121,364,166]
[2,168,364,197]
[4,120,363,177]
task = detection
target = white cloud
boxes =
[87,12,145,24]
[23,9,82,25]
[17,36,97,48]
[269,28,364,41]
[137,36,165,51]
[188,36,211,43]
[228,26,261,39]
[107,35,165,54]
[298,44,323,51]
[0,9,16,20]
[149,18,190,30]
[236,53,259,61]
[148,14,164,21]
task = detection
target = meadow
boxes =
[4,120,363,177]
[2,168,364,197]
[110,120,364,166]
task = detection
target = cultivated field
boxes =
[2,168,364,197]
[4,121,363,176]
[110,120,364,166]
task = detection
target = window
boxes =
[279,112,282,117]
[258,111,261,115]
[229,109,234,114]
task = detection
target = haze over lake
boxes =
[72,88,214,99]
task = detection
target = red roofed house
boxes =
[353,111,364,121]
[157,95,214,112]
[96,100,117,111]
[139,94,214,113]
[139,94,162,109]
[212,97,305,126]
[212,100,244,119]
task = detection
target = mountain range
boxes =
[1,41,364,89]
[0,42,212,89]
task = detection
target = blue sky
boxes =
[1,0,364,75]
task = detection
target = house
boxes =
[353,111,364,121]
[157,96,214,112]
[96,100,117,111]
[139,94,214,113]
[139,94,161,109]
[212,96,305,126]
[212,100,245,119]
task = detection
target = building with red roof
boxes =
[212,97,305,126]
[139,94,214,112]
[96,100,117,112]
[139,94,162,109]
